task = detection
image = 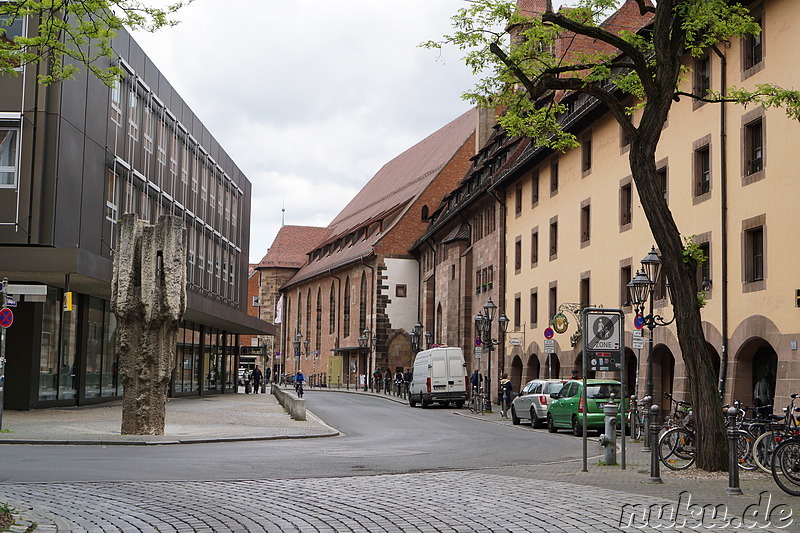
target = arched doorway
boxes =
[733,338,777,407]
[545,354,560,378]
[386,334,414,376]
[652,345,675,412]
[525,353,540,383]
[510,355,523,392]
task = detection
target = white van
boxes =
[408,346,468,408]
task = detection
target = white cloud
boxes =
[133,0,495,262]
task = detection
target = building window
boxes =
[548,285,557,322]
[744,226,764,283]
[252,296,259,307]
[143,106,154,154]
[657,165,668,205]
[582,135,592,175]
[580,276,590,309]
[549,219,558,259]
[620,265,632,307]
[620,182,632,227]
[531,170,539,206]
[514,237,522,273]
[515,183,523,216]
[0,127,19,187]
[531,229,539,266]
[514,295,521,330]
[110,78,122,125]
[530,290,538,327]
[742,10,764,77]
[697,241,711,290]
[105,169,118,221]
[744,118,763,176]
[580,203,590,244]
[396,284,407,298]
[693,55,711,105]
[694,144,711,196]
[128,89,139,141]
[550,158,559,194]
[329,284,336,334]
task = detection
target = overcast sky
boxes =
[132,0,491,263]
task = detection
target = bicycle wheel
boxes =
[753,431,781,474]
[771,440,800,496]
[658,427,696,470]
[736,430,758,470]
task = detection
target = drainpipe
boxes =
[711,44,729,400]
[488,188,507,376]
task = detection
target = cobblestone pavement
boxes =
[2,470,675,532]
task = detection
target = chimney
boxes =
[517,0,548,18]
[475,107,497,155]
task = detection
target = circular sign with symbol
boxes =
[475,336,482,347]
[552,312,569,334]
[0,307,13,328]
[544,327,555,339]
[592,316,614,340]
[634,314,645,330]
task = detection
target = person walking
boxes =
[251,365,263,394]
[264,366,272,384]
[754,372,774,416]
[373,369,383,393]
[499,373,513,419]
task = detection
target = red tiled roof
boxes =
[255,225,332,270]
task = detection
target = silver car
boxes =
[510,379,568,427]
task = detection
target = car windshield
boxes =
[543,382,565,394]
[587,384,621,399]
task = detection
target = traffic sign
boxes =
[475,346,483,359]
[589,352,620,371]
[544,327,554,339]
[475,336,482,347]
[634,314,645,330]
[543,339,555,354]
[585,312,622,351]
[0,307,13,328]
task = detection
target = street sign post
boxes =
[543,339,555,354]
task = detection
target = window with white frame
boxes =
[105,169,118,220]
[143,106,153,154]
[0,11,25,71]
[0,127,19,187]
[110,78,122,125]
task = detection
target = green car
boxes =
[546,379,624,436]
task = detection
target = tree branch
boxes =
[673,91,741,104]
[489,41,542,98]
[633,0,656,16]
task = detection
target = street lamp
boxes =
[410,321,423,353]
[358,328,373,391]
[627,246,675,448]
[474,297,509,410]
[424,331,433,350]
[292,332,308,374]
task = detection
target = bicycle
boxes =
[294,381,305,398]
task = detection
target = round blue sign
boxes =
[634,314,645,330]
[544,327,555,339]
[0,307,13,328]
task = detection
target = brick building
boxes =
[277,109,477,387]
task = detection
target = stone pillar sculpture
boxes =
[111,214,186,435]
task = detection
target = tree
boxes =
[426,0,800,471]
[0,0,192,84]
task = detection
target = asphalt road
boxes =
[0,392,585,483]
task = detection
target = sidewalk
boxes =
[0,389,338,445]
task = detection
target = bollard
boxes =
[599,394,619,465]
[642,395,653,452]
[648,404,663,484]
[727,406,744,495]
[630,395,638,440]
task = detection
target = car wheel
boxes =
[572,416,584,437]
[531,407,542,428]
[547,414,558,433]
[409,395,417,408]
[511,407,521,425]
[455,400,465,409]
[421,398,431,408]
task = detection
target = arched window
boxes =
[343,277,351,338]
[421,205,429,220]
[329,283,336,334]
[306,288,312,340]
[359,272,368,333]
[315,288,322,352]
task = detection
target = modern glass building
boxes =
[0,19,271,409]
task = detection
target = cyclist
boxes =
[294,370,306,398]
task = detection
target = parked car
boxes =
[408,346,468,408]
[510,379,568,427]
[546,379,623,436]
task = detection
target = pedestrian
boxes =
[244,368,251,393]
[499,372,513,418]
[373,369,382,393]
[404,368,413,396]
[251,365,263,394]
[470,369,483,409]
[754,372,774,416]
[394,369,404,396]
[571,369,580,380]
[294,370,306,398]
[264,366,272,384]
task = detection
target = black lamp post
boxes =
[474,297,509,409]
[627,246,675,448]
[292,332,308,374]
[424,331,433,350]
[358,328,372,391]
[410,321,423,353]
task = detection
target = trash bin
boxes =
[245,381,251,394]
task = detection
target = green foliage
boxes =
[681,235,706,267]
[0,1,192,85]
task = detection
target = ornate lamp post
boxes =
[474,298,509,410]
[627,246,675,448]
[292,332,308,374]
[358,328,373,391]
[424,331,433,350]
[410,321,423,353]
